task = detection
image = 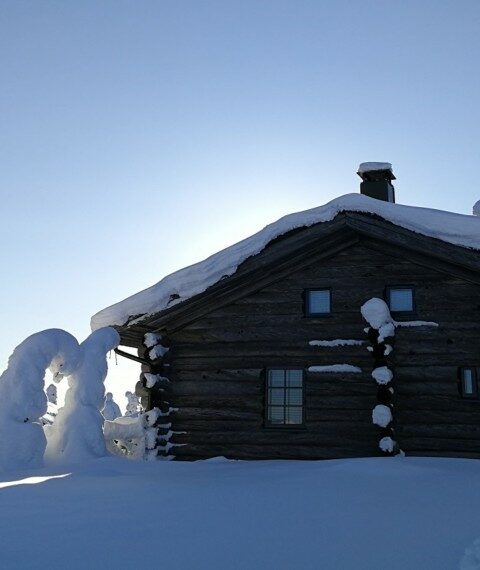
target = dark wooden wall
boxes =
[150,240,480,460]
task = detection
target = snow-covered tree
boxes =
[102,392,121,421]
[45,327,120,463]
[125,391,141,417]
[41,383,59,426]
[46,383,57,405]
[0,329,81,471]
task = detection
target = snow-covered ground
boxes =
[1,456,479,569]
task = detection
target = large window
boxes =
[459,367,478,399]
[266,369,304,426]
[386,286,415,313]
[304,288,331,316]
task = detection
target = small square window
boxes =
[387,286,414,313]
[459,367,478,399]
[265,369,304,427]
[305,289,331,316]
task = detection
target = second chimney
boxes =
[357,162,396,203]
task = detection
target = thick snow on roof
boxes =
[91,193,480,330]
[358,162,393,174]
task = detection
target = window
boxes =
[459,367,478,399]
[304,288,331,316]
[266,369,304,426]
[386,286,415,313]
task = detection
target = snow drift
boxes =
[0,456,479,570]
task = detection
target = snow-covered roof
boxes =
[357,162,393,174]
[91,193,480,330]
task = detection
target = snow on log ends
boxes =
[144,332,162,348]
[379,436,396,453]
[91,193,480,330]
[372,405,393,428]
[361,298,395,342]
[372,366,393,385]
[308,364,362,373]
[148,344,169,361]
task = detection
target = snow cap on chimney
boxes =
[357,162,396,203]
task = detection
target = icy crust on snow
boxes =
[90,193,480,330]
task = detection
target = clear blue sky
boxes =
[1,1,480,400]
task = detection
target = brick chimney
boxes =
[357,162,395,203]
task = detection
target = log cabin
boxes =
[92,163,480,460]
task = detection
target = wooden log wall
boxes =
[149,241,480,460]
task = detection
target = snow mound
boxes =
[361,298,395,341]
[1,457,480,570]
[361,297,392,329]
[91,193,480,330]
[104,415,145,459]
